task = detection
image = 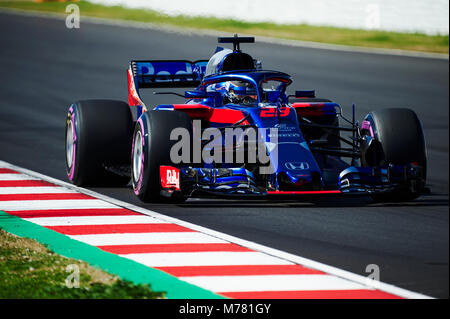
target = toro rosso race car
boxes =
[65,35,427,203]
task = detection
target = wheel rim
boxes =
[66,119,74,168]
[133,130,143,183]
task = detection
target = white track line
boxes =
[0,187,77,194]
[68,232,228,246]
[0,173,39,181]
[0,160,433,299]
[122,251,294,267]
[181,274,367,292]
[24,215,166,226]
[0,199,118,211]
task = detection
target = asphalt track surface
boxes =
[0,12,448,298]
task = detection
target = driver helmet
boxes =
[223,80,257,104]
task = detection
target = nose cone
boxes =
[275,141,323,191]
[277,170,322,190]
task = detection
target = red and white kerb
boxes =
[0,163,427,299]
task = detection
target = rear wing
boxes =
[130,60,208,88]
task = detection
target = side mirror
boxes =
[254,59,262,70]
[295,90,315,98]
[185,90,208,99]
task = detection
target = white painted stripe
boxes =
[180,274,366,292]
[0,160,433,299]
[69,232,228,246]
[0,173,39,181]
[122,251,293,267]
[0,187,76,194]
[24,215,166,226]
[0,199,117,211]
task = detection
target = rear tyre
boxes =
[65,99,133,186]
[361,108,427,201]
[131,111,192,203]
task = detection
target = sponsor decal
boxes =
[268,132,300,138]
[260,107,290,117]
[160,166,180,190]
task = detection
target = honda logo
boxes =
[285,162,310,170]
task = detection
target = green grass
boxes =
[0,229,165,298]
[0,0,448,54]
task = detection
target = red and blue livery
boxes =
[65,35,428,203]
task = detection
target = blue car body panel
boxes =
[127,39,424,198]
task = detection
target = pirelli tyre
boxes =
[65,99,133,186]
[361,108,427,201]
[131,110,192,203]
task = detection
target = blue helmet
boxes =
[223,80,258,105]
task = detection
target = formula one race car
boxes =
[65,35,427,203]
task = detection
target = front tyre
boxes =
[361,108,427,201]
[131,111,192,203]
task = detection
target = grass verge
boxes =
[0,0,448,54]
[0,228,165,298]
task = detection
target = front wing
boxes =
[158,163,425,199]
